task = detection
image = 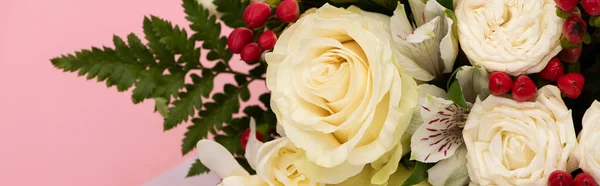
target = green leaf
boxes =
[437,0,453,10]
[132,67,161,103]
[164,72,215,131]
[181,118,213,155]
[186,159,210,177]
[556,7,570,19]
[249,63,267,77]
[154,97,170,118]
[590,16,600,27]
[183,0,232,62]
[561,37,580,49]
[401,162,435,186]
[143,16,176,66]
[446,80,469,109]
[584,32,592,45]
[214,0,249,28]
[240,86,251,101]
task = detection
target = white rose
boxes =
[463,86,577,185]
[455,0,563,76]
[574,101,600,183]
[265,3,419,183]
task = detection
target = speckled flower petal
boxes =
[410,96,471,162]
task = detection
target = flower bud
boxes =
[276,0,299,23]
[559,45,582,63]
[258,30,277,50]
[558,73,585,99]
[555,0,579,11]
[540,57,565,82]
[241,43,262,63]
[227,27,254,54]
[244,2,271,29]
[583,0,600,16]
[563,17,587,44]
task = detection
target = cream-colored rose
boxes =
[265,3,418,183]
[463,86,577,185]
[574,101,600,183]
[455,0,563,76]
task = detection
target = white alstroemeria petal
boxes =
[408,0,427,27]
[408,84,447,135]
[406,17,438,43]
[391,3,415,43]
[439,16,458,73]
[424,0,446,23]
[411,96,470,162]
[197,140,250,178]
[244,118,264,170]
[393,50,436,81]
[456,65,490,103]
[427,145,469,186]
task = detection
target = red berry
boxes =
[558,73,585,99]
[574,173,598,186]
[489,72,514,96]
[540,57,565,82]
[563,17,587,44]
[549,170,574,186]
[241,43,262,63]
[243,2,271,29]
[582,0,600,16]
[240,129,264,150]
[512,75,537,102]
[227,28,254,54]
[559,45,583,63]
[276,0,300,23]
[258,30,277,50]
[556,0,579,11]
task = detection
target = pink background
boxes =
[0,0,264,185]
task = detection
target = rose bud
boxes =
[549,170,574,186]
[258,30,277,50]
[582,0,600,16]
[512,75,537,102]
[563,16,587,44]
[556,0,579,11]
[227,28,254,54]
[240,128,264,150]
[559,44,583,63]
[276,0,300,23]
[241,43,262,63]
[540,57,565,82]
[558,72,585,99]
[243,2,272,29]
[489,71,514,95]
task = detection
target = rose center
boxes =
[501,132,535,170]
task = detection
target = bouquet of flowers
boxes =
[52,0,600,185]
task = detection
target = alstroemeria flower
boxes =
[390,0,459,81]
[410,66,489,163]
[411,94,472,162]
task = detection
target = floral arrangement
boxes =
[51,0,600,185]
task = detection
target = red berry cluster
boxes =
[489,57,585,101]
[549,170,598,186]
[489,72,538,102]
[227,0,299,63]
[555,0,600,50]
